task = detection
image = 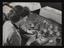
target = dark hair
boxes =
[22,7,30,17]
[14,6,30,17]
[8,5,30,23]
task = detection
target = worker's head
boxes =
[8,5,30,27]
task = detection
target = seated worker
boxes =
[3,5,31,46]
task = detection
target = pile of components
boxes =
[20,13,62,46]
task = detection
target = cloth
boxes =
[3,21,21,45]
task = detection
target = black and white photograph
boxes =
[3,2,62,46]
